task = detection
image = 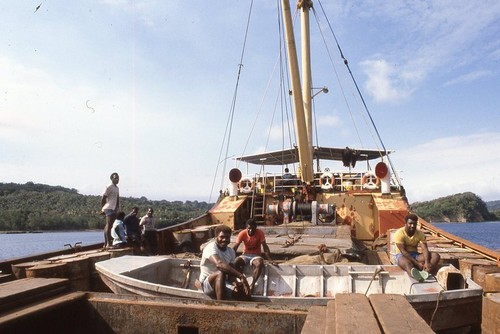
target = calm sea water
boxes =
[0,222,498,261]
[433,221,499,251]
[0,231,103,261]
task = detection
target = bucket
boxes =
[11,260,51,279]
[62,257,90,291]
[26,262,68,279]
[388,229,398,264]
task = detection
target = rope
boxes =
[430,289,444,328]
[365,266,383,295]
[209,0,254,203]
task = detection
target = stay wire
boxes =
[209,0,254,202]
[317,0,402,187]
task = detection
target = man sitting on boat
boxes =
[232,219,272,292]
[394,213,440,279]
[199,225,251,300]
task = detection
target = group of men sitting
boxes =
[199,213,440,300]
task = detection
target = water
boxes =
[432,221,500,252]
[0,231,103,261]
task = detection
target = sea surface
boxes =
[0,222,498,261]
[432,221,499,251]
[0,231,103,261]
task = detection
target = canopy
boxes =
[236,146,391,166]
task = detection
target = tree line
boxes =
[411,192,499,223]
[0,182,212,231]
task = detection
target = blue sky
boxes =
[1,1,499,204]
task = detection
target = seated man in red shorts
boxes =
[232,219,272,292]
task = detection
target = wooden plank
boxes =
[484,273,500,293]
[369,294,433,334]
[335,293,381,334]
[0,292,86,328]
[324,300,336,334]
[0,278,69,314]
[301,306,326,334]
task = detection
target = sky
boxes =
[1,1,499,205]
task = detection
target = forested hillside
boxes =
[0,182,212,231]
[411,192,498,223]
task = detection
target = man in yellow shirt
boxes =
[394,213,440,279]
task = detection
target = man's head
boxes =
[246,218,257,236]
[146,207,154,217]
[404,213,419,236]
[130,206,139,215]
[110,172,119,185]
[214,225,232,250]
[116,211,125,220]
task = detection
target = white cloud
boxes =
[444,70,494,86]
[395,133,500,202]
[361,59,412,103]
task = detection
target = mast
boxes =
[300,0,313,160]
[281,0,314,183]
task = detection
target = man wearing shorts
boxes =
[394,213,440,278]
[101,172,119,248]
[199,225,250,300]
[233,219,272,292]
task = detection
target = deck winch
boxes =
[267,199,334,225]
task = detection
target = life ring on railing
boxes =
[320,170,334,191]
[362,171,380,190]
[239,177,254,194]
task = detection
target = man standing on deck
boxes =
[394,213,440,279]
[100,172,119,248]
[199,225,250,300]
[232,218,272,292]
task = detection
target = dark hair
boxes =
[215,224,232,236]
[116,211,126,220]
[110,172,119,179]
[246,218,257,228]
[405,213,418,223]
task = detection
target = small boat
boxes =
[96,255,483,330]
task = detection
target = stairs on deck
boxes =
[301,293,434,334]
[252,193,266,224]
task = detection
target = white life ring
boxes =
[239,177,254,194]
[320,172,334,190]
[362,171,380,190]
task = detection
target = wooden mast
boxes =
[281,0,314,183]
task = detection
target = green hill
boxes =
[411,192,498,223]
[0,182,212,231]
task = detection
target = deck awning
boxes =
[235,146,391,166]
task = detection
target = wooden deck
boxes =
[301,293,434,334]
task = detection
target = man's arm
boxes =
[232,241,241,253]
[261,241,272,261]
[101,195,107,209]
[209,254,246,280]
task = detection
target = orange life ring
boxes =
[362,171,380,190]
[239,177,254,194]
[320,171,334,190]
